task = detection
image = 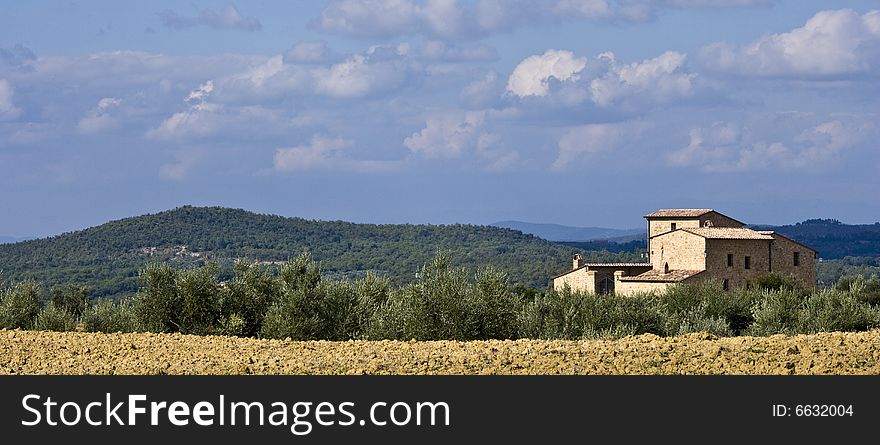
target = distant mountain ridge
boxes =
[491,221,643,242]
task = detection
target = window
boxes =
[793,251,800,267]
[744,256,751,270]
[722,279,729,291]
[671,223,677,231]
[727,254,733,267]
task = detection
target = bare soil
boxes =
[1,330,878,375]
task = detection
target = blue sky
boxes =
[1,1,879,237]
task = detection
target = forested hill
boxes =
[0,206,642,298]
[752,219,880,259]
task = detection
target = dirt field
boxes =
[1,329,878,375]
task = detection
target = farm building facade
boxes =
[553,209,817,296]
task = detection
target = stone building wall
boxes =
[768,234,817,289]
[704,239,772,289]
[614,280,673,296]
[553,268,595,293]
[650,230,705,272]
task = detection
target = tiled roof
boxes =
[645,209,713,218]
[757,231,818,252]
[680,227,772,240]
[583,263,652,268]
[619,269,704,282]
[552,262,652,279]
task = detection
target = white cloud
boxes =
[506,50,587,97]
[274,135,398,172]
[159,3,262,32]
[404,111,486,158]
[590,51,695,107]
[699,9,880,78]
[667,118,875,172]
[76,97,122,134]
[316,54,410,98]
[403,111,519,170]
[0,79,21,121]
[186,80,214,102]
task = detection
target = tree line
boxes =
[2,251,879,340]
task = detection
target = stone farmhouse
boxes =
[552,209,816,296]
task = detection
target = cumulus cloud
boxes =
[274,135,398,172]
[590,51,695,107]
[667,118,875,172]
[403,111,518,170]
[147,81,285,140]
[404,111,487,158]
[504,50,697,110]
[699,9,880,78]
[506,50,587,97]
[0,79,21,121]
[159,3,262,31]
[316,53,411,98]
[76,97,122,134]
[314,0,772,40]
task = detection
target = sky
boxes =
[1,0,879,237]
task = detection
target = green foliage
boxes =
[0,206,641,298]
[0,281,42,329]
[5,250,880,340]
[261,253,377,340]
[834,274,880,306]
[366,252,521,340]
[797,289,880,333]
[133,263,178,333]
[517,288,665,340]
[750,273,801,292]
[175,263,222,335]
[220,261,280,337]
[33,304,77,332]
[82,298,138,333]
[748,288,806,336]
[50,284,90,317]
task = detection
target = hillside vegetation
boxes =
[0,206,640,298]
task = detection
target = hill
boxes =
[0,206,641,298]
[491,221,643,242]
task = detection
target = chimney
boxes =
[573,253,584,270]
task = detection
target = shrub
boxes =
[261,253,375,340]
[82,298,138,333]
[747,289,805,336]
[836,275,880,306]
[220,261,280,337]
[797,289,880,333]
[668,301,732,337]
[33,304,77,332]
[133,263,178,333]
[0,281,42,330]
[174,263,222,335]
[50,284,90,317]
[751,273,802,292]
